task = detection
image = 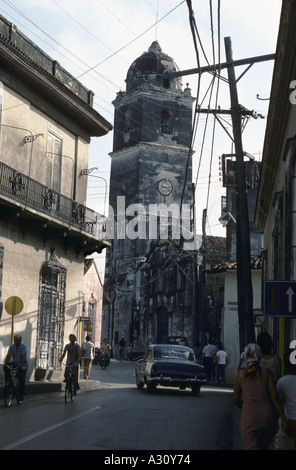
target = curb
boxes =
[0,378,101,398]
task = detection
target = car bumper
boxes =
[148,375,207,387]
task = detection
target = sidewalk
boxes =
[0,367,101,398]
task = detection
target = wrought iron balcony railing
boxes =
[0,160,108,240]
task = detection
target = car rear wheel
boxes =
[191,384,200,396]
[136,375,144,390]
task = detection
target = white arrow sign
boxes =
[286,287,295,312]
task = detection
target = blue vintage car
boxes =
[135,344,207,395]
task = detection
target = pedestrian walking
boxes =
[81,335,95,380]
[256,331,282,382]
[215,344,227,385]
[202,339,217,381]
[119,335,126,361]
[276,348,296,450]
[126,344,133,361]
[3,335,28,403]
[233,343,287,450]
[193,343,202,363]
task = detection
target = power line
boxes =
[75,1,186,79]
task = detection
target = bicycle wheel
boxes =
[4,383,13,408]
[65,383,71,404]
[70,382,74,402]
[15,378,22,405]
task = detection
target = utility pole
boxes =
[165,39,275,351]
[224,36,255,350]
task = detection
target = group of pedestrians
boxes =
[2,333,110,401]
[197,339,228,385]
[233,332,296,450]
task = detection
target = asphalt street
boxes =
[0,360,243,451]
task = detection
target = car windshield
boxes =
[153,347,195,361]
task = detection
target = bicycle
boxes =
[63,362,79,404]
[3,365,22,407]
[99,353,109,370]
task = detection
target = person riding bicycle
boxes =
[59,334,81,395]
[3,335,28,403]
[99,338,111,366]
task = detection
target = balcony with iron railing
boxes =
[0,160,110,251]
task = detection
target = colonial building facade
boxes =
[255,0,296,357]
[102,41,196,353]
[0,15,112,381]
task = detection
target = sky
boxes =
[0,0,283,277]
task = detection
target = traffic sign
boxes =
[80,316,90,322]
[253,308,266,328]
[5,296,24,344]
[264,281,296,317]
[5,296,23,316]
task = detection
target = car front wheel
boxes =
[136,375,144,390]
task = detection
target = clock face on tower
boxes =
[157,178,173,196]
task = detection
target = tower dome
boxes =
[126,41,182,93]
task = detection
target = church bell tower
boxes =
[103,41,195,352]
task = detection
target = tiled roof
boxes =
[205,256,262,273]
[197,235,227,266]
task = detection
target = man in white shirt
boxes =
[81,335,95,380]
[202,340,218,381]
[215,346,228,385]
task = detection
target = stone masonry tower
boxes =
[103,41,195,354]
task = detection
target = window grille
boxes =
[87,293,97,338]
[36,250,66,370]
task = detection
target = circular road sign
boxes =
[253,308,266,328]
[5,296,24,316]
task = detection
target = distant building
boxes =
[83,259,107,348]
[199,156,263,382]
[0,14,112,381]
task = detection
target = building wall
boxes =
[260,105,296,344]
[0,223,85,381]
[83,261,104,348]
[0,14,112,383]
[221,269,262,384]
[1,84,90,204]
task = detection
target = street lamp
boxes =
[218,212,236,226]
[81,167,108,215]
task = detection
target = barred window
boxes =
[36,250,66,370]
